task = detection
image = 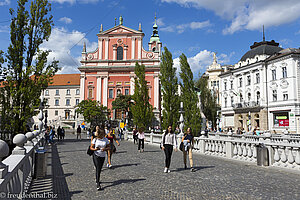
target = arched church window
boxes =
[152,47,156,52]
[117,46,123,60]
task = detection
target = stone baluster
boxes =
[222,142,226,155]
[0,140,9,178]
[205,140,209,153]
[215,141,219,155]
[237,143,243,158]
[247,143,252,161]
[12,134,27,155]
[273,145,280,166]
[252,144,257,159]
[295,148,300,169]
[25,132,35,146]
[233,143,238,158]
[242,143,247,159]
[287,147,295,166]
[218,142,223,154]
[280,146,287,167]
[211,141,215,154]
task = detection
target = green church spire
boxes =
[150,13,160,43]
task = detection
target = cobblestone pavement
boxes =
[29,133,300,200]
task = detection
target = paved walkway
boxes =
[27,133,300,200]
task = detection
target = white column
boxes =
[99,77,102,104]
[130,76,135,95]
[124,46,127,61]
[99,39,103,60]
[105,38,109,60]
[138,38,141,59]
[131,38,135,59]
[154,75,159,109]
[103,76,108,107]
[96,76,101,102]
[80,75,85,101]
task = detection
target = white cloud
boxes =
[161,0,300,34]
[161,20,211,34]
[0,25,9,33]
[40,27,97,74]
[173,50,232,76]
[59,17,72,24]
[156,18,165,26]
[0,0,10,6]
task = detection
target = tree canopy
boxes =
[179,54,201,135]
[195,75,220,130]
[0,0,58,140]
[131,62,153,128]
[75,99,108,129]
[160,47,179,130]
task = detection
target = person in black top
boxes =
[182,127,195,172]
[77,125,81,140]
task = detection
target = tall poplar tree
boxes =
[179,54,201,135]
[131,62,153,128]
[160,47,179,130]
[195,75,220,130]
[0,0,58,139]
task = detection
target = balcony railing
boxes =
[232,101,260,109]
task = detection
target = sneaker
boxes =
[164,168,168,173]
[109,164,112,169]
[167,169,171,173]
[141,149,144,152]
[190,168,195,172]
[97,185,102,191]
[107,163,109,168]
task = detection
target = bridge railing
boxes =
[125,131,300,170]
[0,130,45,198]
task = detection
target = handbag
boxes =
[179,142,184,152]
[87,145,94,156]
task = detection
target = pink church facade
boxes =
[78,17,162,121]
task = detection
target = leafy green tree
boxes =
[75,99,108,129]
[195,75,220,130]
[131,62,153,128]
[159,47,179,130]
[0,0,58,139]
[112,94,133,125]
[179,54,201,135]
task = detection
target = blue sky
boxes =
[1,0,300,78]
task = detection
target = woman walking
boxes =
[106,129,120,168]
[182,127,195,172]
[90,128,110,190]
[137,127,145,153]
[161,125,177,173]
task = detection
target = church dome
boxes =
[240,40,283,61]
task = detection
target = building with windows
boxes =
[220,38,300,133]
[33,74,81,128]
[78,16,162,123]
[203,52,225,106]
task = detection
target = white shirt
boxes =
[92,137,109,157]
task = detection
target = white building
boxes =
[33,74,81,128]
[220,39,300,133]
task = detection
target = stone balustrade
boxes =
[0,130,44,198]
[126,131,300,171]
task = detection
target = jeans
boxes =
[138,139,144,150]
[163,144,173,168]
[93,154,105,185]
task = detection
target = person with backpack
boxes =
[182,127,195,172]
[161,125,177,173]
